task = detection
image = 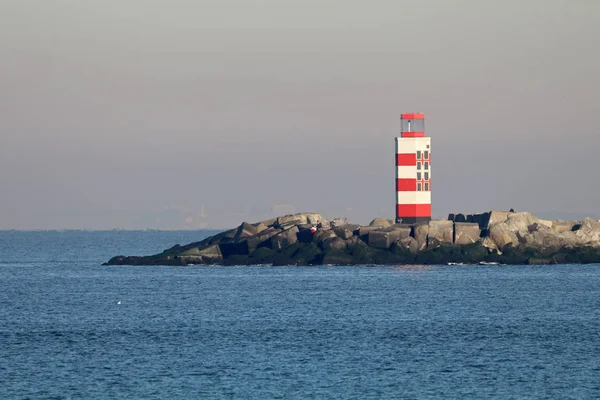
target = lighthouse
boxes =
[395,113,431,224]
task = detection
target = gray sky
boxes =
[1,0,599,229]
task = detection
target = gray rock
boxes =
[552,221,578,234]
[358,226,381,239]
[245,227,282,253]
[488,211,512,227]
[256,218,277,228]
[573,218,600,245]
[369,226,411,249]
[234,222,259,242]
[533,230,561,253]
[270,226,299,250]
[505,212,537,234]
[198,245,223,261]
[333,226,354,240]
[398,236,419,254]
[254,223,268,234]
[329,217,349,228]
[488,222,518,250]
[481,236,499,252]
[314,229,338,245]
[305,213,327,225]
[179,247,201,256]
[413,223,429,251]
[276,214,305,227]
[276,213,326,228]
[427,220,454,248]
[202,228,236,245]
[369,218,393,228]
[454,222,481,245]
[322,237,347,251]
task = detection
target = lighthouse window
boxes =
[424,172,429,180]
[417,182,422,191]
[424,162,429,170]
[424,151,429,159]
[417,162,422,170]
[416,150,422,159]
[424,182,429,191]
[417,172,422,180]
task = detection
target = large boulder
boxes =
[488,222,518,250]
[488,211,512,227]
[413,223,429,251]
[276,213,326,228]
[179,247,201,256]
[243,227,282,253]
[234,222,259,242]
[254,223,268,234]
[177,244,223,263]
[198,245,223,261]
[395,236,419,254]
[289,243,321,264]
[270,226,299,250]
[505,212,537,234]
[481,236,498,252]
[552,221,579,234]
[322,237,347,251]
[427,220,454,248]
[369,218,393,228]
[573,218,600,246]
[276,214,305,228]
[537,219,553,229]
[454,222,481,245]
[306,213,327,225]
[329,217,348,228]
[314,229,338,246]
[256,218,277,228]
[358,226,381,240]
[532,230,561,253]
[368,226,411,249]
[333,224,359,240]
[202,228,236,245]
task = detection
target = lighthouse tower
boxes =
[395,113,431,224]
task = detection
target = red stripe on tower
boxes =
[396,153,416,166]
[400,132,425,138]
[397,178,416,191]
[397,204,431,218]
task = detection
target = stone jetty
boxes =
[104,211,600,266]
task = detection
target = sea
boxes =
[1,230,600,399]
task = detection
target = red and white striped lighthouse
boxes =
[395,113,431,224]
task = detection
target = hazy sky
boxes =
[1,0,599,229]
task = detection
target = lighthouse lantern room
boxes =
[395,113,431,224]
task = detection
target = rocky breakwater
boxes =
[105,211,600,266]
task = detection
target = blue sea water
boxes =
[1,231,600,399]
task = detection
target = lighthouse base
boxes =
[396,217,431,224]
